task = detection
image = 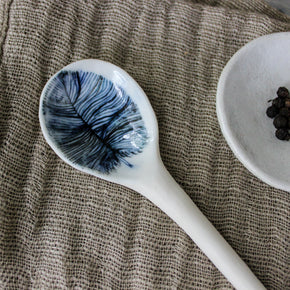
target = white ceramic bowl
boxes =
[216,32,290,192]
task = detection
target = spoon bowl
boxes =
[39,59,265,290]
[39,59,159,187]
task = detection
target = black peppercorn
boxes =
[273,115,288,128]
[277,87,289,99]
[275,128,289,140]
[285,98,290,108]
[266,105,279,118]
[266,86,290,141]
[279,107,290,117]
[272,97,285,109]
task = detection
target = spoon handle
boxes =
[134,162,266,290]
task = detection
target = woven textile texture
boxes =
[0,0,289,289]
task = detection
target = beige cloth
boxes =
[0,0,289,289]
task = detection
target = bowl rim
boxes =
[216,31,290,192]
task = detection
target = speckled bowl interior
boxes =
[216,32,290,192]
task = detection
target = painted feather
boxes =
[42,70,148,173]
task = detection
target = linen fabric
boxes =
[0,0,289,289]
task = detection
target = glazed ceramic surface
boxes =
[216,32,290,192]
[40,60,159,187]
[40,59,266,290]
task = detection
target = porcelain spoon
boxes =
[39,59,265,290]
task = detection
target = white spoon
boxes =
[39,59,265,290]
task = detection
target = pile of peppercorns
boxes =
[266,87,290,140]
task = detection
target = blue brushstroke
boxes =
[42,70,148,173]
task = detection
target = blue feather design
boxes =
[42,70,148,173]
